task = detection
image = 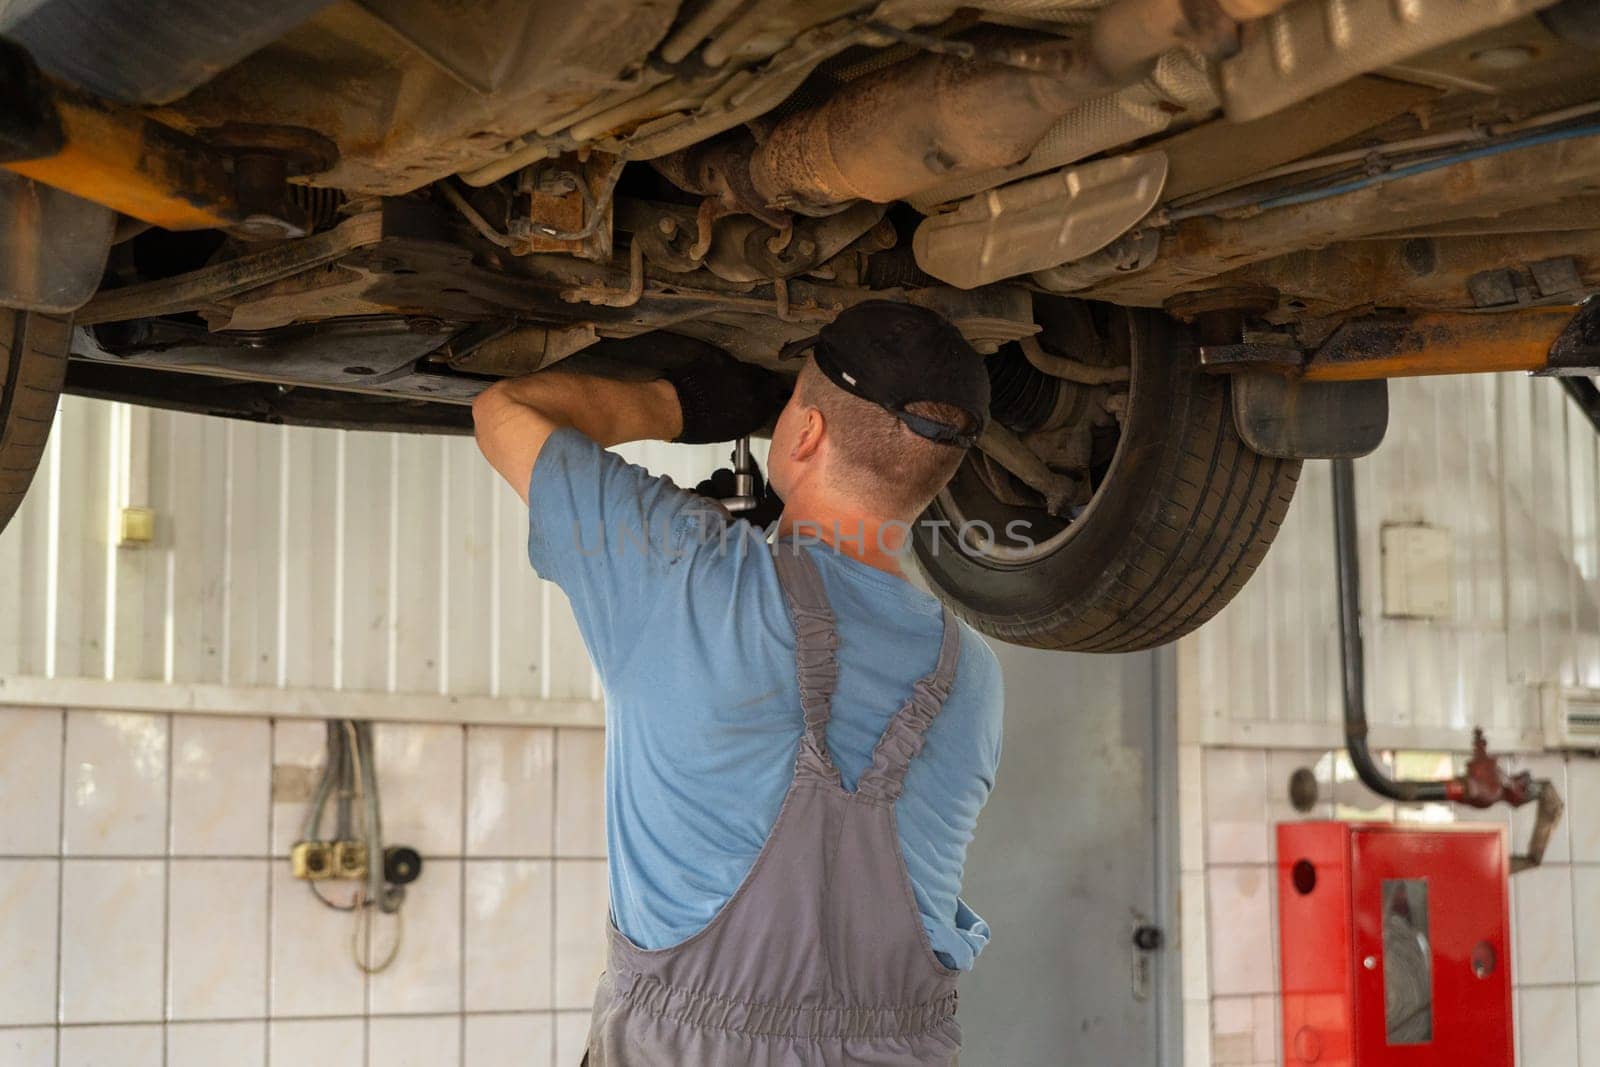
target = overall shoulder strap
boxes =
[770,542,842,782]
[856,607,962,803]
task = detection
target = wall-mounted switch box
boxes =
[333,841,368,880]
[291,841,336,880]
[118,506,156,547]
[1380,523,1453,620]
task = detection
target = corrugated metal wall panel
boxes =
[1,397,743,709]
[1187,372,1600,748]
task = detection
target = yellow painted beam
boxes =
[4,89,238,231]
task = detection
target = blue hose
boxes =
[1250,122,1600,212]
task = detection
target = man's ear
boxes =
[791,405,825,462]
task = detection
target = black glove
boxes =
[665,353,792,445]
[694,461,785,531]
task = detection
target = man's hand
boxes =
[666,353,792,444]
[694,458,785,530]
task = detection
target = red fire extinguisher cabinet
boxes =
[1276,821,1513,1066]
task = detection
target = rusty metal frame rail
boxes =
[1203,301,1600,382]
[1302,306,1585,381]
[76,213,385,325]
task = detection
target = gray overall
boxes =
[583,543,965,1066]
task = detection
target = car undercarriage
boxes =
[1,0,1598,649]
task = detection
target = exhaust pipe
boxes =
[731,0,1291,211]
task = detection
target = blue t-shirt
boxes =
[526,428,1004,969]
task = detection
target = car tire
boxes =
[0,309,71,534]
[909,306,1301,653]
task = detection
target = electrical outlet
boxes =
[291,841,336,881]
[332,841,368,880]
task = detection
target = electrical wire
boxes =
[343,721,379,910]
[300,720,340,843]
[295,719,405,975]
[352,721,385,915]
[345,720,403,975]
[308,880,359,912]
[358,722,384,844]
[304,722,362,913]
[353,899,405,975]
[334,723,354,842]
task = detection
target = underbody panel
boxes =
[0,0,1594,423]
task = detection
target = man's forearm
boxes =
[472,370,682,502]
[474,352,790,502]
[482,370,683,447]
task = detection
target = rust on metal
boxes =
[1163,284,1279,322]
[1548,297,1600,373]
[1087,132,1600,307]
[658,0,1293,214]
[1214,231,1600,319]
[77,212,386,324]
[4,85,241,231]
[1084,0,1242,79]
[1301,307,1580,381]
[512,154,616,261]
[447,322,600,376]
[746,40,1105,208]
[1199,341,1304,373]
[560,240,644,308]
[147,0,678,195]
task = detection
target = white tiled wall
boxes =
[0,705,607,1067]
[1180,742,1599,1067]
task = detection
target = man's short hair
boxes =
[798,359,974,516]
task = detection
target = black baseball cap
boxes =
[778,300,990,447]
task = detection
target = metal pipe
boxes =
[1511,783,1565,873]
[701,0,786,67]
[1018,335,1131,384]
[978,422,1077,515]
[730,0,1290,211]
[1331,457,1453,803]
[438,182,515,249]
[746,42,1102,209]
[1334,457,1568,860]
[560,240,645,307]
[661,0,752,64]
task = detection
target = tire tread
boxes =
[917,308,1301,653]
[0,310,70,534]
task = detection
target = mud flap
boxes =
[0,170,114,313]
[1231,372,1389,459]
